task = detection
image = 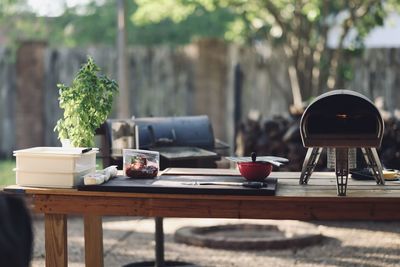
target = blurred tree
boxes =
[1,0,399,110]
[57,0,235,46]
[0,0,48,48]
[0,0,235,47]
[132,0,400,111]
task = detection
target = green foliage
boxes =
[131,0,397,46]
[54,56,118,147]
[0,159,16,186]
[45,1,120,47]
[355,3,385,38]
[0,0,236,47]
[1,0,400,47]
[0,0,49,54]
[50,0,235,46]
[128,5,235,45]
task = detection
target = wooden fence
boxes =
[0,47,16,157]
[0,40,400,157]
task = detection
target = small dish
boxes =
[123,149,160,179]
[237,152,273,181]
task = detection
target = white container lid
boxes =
[13,147,99,157]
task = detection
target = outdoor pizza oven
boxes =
[97,115,228,170]
[300,90,384,148]
[299,90,385,196]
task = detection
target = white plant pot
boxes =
[61,139,72,148]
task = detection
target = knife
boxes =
[183,181,267,189]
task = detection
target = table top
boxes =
[5,168,400,220]
[5,168,400,199]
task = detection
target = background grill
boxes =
[97,115,228,170]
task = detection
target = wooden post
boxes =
[193,39,228,142]
[16,41,46,149]
[117,0,130,118]
[226,45,241,155]
[0,47,15,156]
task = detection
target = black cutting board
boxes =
[78,175,277,196]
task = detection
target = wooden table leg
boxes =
[84,215,104,267]
[45,214,67,267]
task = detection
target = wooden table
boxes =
[5,169,400,267]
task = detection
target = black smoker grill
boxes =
[96,115,228,267]
[299,90,385,196]
[97,115,227,170]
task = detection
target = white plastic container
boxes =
[13,147,98,188]
[15,169,95,188]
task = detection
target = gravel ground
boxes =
[31,216,400,267]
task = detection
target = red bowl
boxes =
[237,162,273,181]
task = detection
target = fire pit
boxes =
[175,221,324,250]
[299,90,385,196]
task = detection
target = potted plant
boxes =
[55,56,118,147]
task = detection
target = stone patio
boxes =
[30,216,400,267]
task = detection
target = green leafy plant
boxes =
[55,56,118,147]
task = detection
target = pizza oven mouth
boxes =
[299,90,385,196]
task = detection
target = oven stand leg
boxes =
[361,148,385,185]
[300,147,323,184]
[335,148,349,196]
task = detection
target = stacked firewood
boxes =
[236,115,400,171]
[380,117,400,169]
[235,115,308,171]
